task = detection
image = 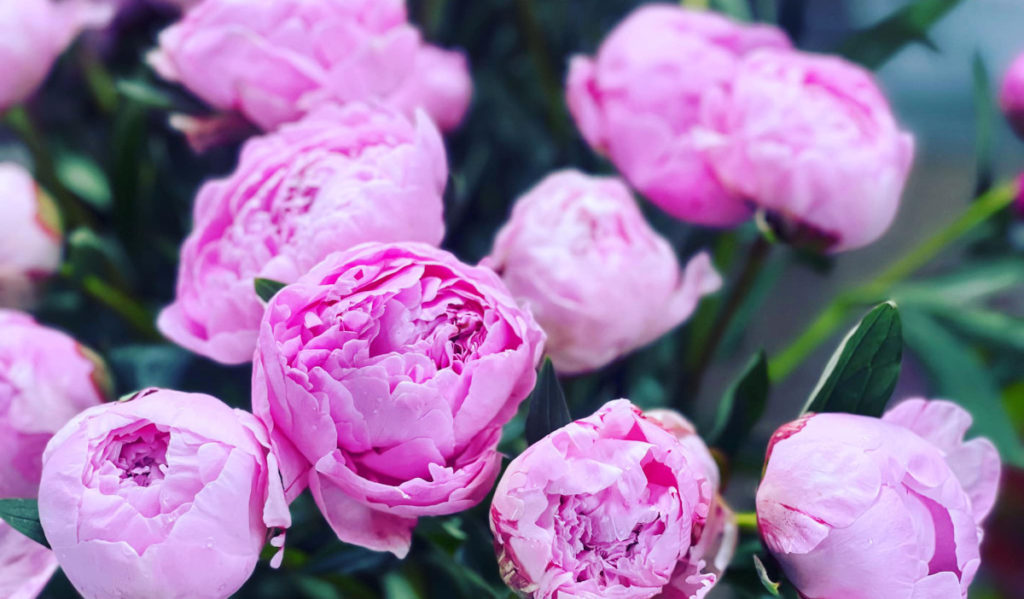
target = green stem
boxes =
[769,180,1019,381]
[735,511,758,533]
[60,267,161,341]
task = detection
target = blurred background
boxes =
[3,0,1021,597]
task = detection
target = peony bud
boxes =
[158,104,447,365]
[38,388,290,599]
[490,400,733,599]
[0,164,62,309]
[566,4,790,226]
[757,400,1000,599]
[252,242,544,557]
[1000,52,1024,139]
[484,170,720,374]
[150,0,471,133]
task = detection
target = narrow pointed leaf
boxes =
[837,0,964,69]
[525,359,571,445]
[255,278,287,303]
[708,351,769,456]
[753,555,781,596]
[0,499,49,548]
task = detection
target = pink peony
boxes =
[150,0,472,132]
[483,170,721,374]
[252,242,544,557]
[0,523,56,599]
[38,388,290,599]
[490,400,733,599]
[699,49,915,252]
[0,163,62,309]
[1000,52,1024,139]
[0,309,108,499]
[158,104,447,365]
[566,4,790,226]
[756,400,1000,599]
[0,0,113,112]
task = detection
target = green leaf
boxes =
[837,0,965,69]
[255,278,287,303]
[803,302,902,417]
[753,555,780,596]
[116,79,177,111]
[708,351,769,456]
[382,573,420,599]
[56,152,112,211]
[710,0,752,21]
[889,259,1024,307]
[972,53,996,195]
[930,307,1024,353]
[902,310,1024,467]
[0,499,49,548]
[524,358,571,445]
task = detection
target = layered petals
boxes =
[0,164,62,309]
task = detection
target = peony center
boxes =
[104,424,170,488]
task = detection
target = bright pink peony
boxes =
[150,0,472,132]
[0,523,56,599]
[490,400,733,599]
[1000,52,1024,139]
[158,104,447,365]
[483,170,721,374]
[252,242,544,557]
[0,0,113,112]
[756,400,1000,599]
[566,4,790,226]
[700,49,915,252]
[0,164,62,309]
[0,310,108,499]
[38,388,290,599]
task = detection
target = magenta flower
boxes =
[252,242,544,557]
[150,0,471,132]
[38,388,290,599]
[490,400,733,599]
[757,400,1000,599]
[0,310,108,499]
[0,164,62,309]
[566,4,790,226]
[700,49,915,252]
[158,104,447,365]
[484,170,721,374]
[1000,52,1024,139]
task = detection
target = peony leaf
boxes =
[254,278,287,303]
[524,358,571,445]
[708,350,769,457]
[803,302,902,418]
[0,499,49,549]
[753,555,780,596]
[837,0,965,70]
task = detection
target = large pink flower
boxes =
[150,0,471,132]
[0,0,112,112]
[252,242,544,557]
[566,4,790,226]
[490,400,733,599]
[38,388,290,599]
[158,104,447,365]
[1000,51,1024,139]
[0,164,62,309]
[756,400,1000,599]
[484,170,721,374]
[700,49,915,252]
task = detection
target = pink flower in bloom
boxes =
[0,164,62,309]
[0,523,56,599]
[700,49,915,252]
[490,400,733,599]
[566,4,791,226]
[38,388,290,599]
[483,170,721,374]
[158,104,447,365]
[252,242,544,557]
[0,310,108,499]
[0,0,113,111]
[1000,52,1024,139]
[756,400,1001,599]
[150,0,472,132]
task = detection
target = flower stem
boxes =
[735,511,758,533]
[60,267,161,341]
[769,180,1019,381]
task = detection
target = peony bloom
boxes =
[699,49,915,252]
[0,309,108,499]
[0,0,113,112]
[253,242,544,557]
[490,400,733,599]
[757,400,1001,599]
[483,170,721,374]
[0,164,62,309]
[0,523,57,599]
[566,4,790,226]
[1000,52,1024,139]
[158,104,447,365]
[38,388,290,599]
[150,0,472,132]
